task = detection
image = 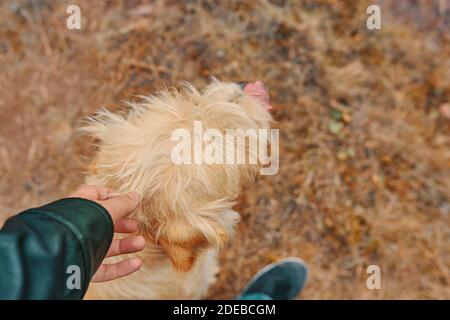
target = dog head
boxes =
[83,80,274,271]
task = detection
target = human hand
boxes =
[70,185,145,282]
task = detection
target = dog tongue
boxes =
[243,81,273,111]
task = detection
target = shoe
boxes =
[237,257,308,300]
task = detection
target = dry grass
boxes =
[0,0,449,299]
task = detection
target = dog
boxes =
[83,80,274,299]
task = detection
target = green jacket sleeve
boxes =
[0,198,114,300]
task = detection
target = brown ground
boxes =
[0,0,449,299]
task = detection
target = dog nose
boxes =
[237,81,249,89]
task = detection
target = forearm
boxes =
[0,198,113,299]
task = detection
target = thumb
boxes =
[98,192,140,222]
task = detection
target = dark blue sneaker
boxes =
[237,258,309,300]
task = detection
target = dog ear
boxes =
[155,212,237,272]
[159,236,208,272]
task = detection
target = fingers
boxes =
[69,185,111,201]
[114,218,139,233]
[106,236,145,258]
[98,192,141,222]
[91,258,143,283]
[70,186,144,283]
[70,186,141,223]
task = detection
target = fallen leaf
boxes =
[329,121,343,134]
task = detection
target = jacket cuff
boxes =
[24,198,114,293]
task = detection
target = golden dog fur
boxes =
[83,81,272,299]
